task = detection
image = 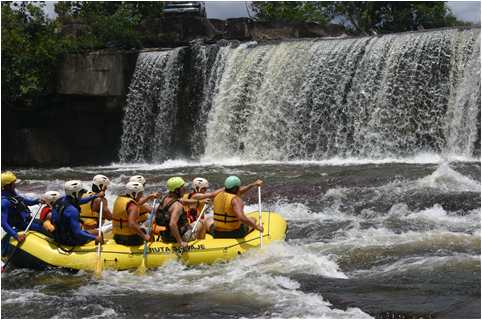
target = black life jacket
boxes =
[4,194,31,229]
[156,196,187,237]
[52,197,80,246]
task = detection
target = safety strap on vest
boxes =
[213,212,239,224]
[4,195,30,227]
[111,201,148,228]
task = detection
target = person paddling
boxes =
[156,177,201,249]
[182,177,224,223]
[112,181,158,246]
[129,175,160,218]
[206,176,264,238]
[79,175,112,231]
[1,171,44,258]
[51,180,104,246]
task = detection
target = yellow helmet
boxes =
[1,171,17,188]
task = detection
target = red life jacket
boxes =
[40,206,51,221]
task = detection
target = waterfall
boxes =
[119,49,184,162]
[119,28,480,162]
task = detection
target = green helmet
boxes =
[167,177,187,192]
[224,176,241,189]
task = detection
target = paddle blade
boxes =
[95,257,103,278]
[136,259,146,275]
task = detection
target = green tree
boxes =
[54,1,165,49]
[251,1,466,34]
[1,2,66,108]
[324,1,461,34]
[250,1,329,25]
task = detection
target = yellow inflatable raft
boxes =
[9,211,287,271]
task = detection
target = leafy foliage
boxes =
[1,1,165,107]
[323,1,462,34]
[1,2,65,107]
[251,1,467,34]
[250,2,329,25]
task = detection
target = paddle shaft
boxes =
[191,203,208,235]
[97,201,103,256]
[3,203,43,272]
[142,199,158,258]
[258,186,263,247]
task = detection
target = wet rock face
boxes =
[2,96,123,167]
[57,50,138,98]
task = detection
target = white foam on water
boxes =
[255,200,355,223]
[46,152,476,173]
[355,253,480,277]
[416,162,480,192]
[311,226,480,255]
[1,288,51,304]
[402,204,481,229]
[71,239,363,318]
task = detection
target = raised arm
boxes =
[238,179,263,196]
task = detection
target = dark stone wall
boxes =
[2,50,138,167]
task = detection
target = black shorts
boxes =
[114,234,144,246]
[211,224,250,239]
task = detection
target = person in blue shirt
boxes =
[51,180,104,246]
[1,171,46,257]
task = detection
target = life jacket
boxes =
[213,192,241,231]
[39,206,55,232]
[39,206,51,221]
[182,192,207,223]
[156,196,187,237]
[51,197,78,245]
[112,195,147,236]
[2,194,31,229]
[79,191,101,228]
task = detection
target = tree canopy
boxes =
[251,1,467,34]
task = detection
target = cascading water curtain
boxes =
[119,49,184,162]
[119,28,480,163]
[204,28,480,161]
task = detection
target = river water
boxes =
[1,156,480,318]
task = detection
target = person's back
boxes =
[208,176,264,239]
[79,174,112,230]
[156,177,192,249]
[112,181,155,246]
[1,171,42,257]
[212,191,241,232]
[51,181,101,246]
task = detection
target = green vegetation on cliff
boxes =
[1,1,164,108]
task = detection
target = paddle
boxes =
[258,186,263,247]
[2,204,43,272]
[94,200,103,278]
[184,203,208,241]
[136,199,157,275]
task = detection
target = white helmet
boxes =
[41,191,62,206]
[64,180,85,199]
[126,181,144,199]
[129,175,146,185]
[192,177,209,192]
[93,174,110,190]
